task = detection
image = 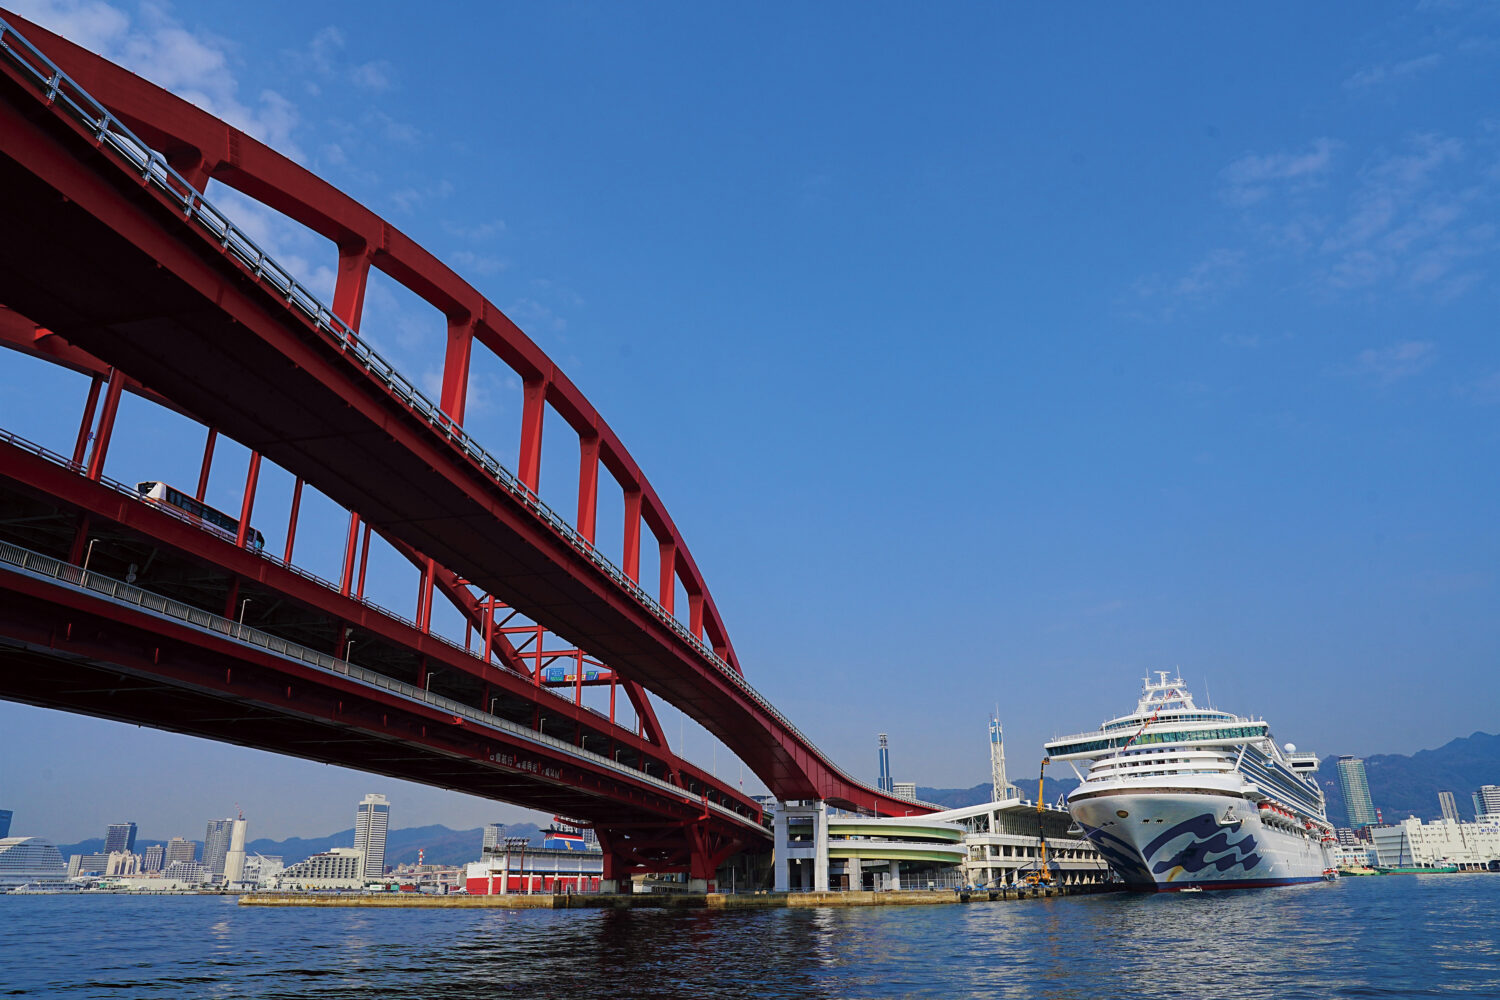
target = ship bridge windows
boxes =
[1048,724,1269,759]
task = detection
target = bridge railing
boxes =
[0,17,926,814]
[0,536,763,832]
[0,424,762,812]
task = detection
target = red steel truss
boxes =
[0,10,932,886]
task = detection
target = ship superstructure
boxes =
[1046,672,1334,891]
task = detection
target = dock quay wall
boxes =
[240,884,1116,910]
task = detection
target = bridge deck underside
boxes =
[0,80,832,802]
[0,567,764,838]
[0,443,762,821]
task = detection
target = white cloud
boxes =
[10,0,303,158]
[1349,341,1436,385]
[1460,369,1500,405]
[1221,139,1340,206]
[1128,248,1245,320]
[1343,53,1443,90]
[450,250,509,277]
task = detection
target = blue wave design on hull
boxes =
[1081,811,1267,887]
[1144,814,1260,876]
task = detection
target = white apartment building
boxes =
[272,848,366,890]
[1372,816,1500,871]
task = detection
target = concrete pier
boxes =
[239,883,1116,910]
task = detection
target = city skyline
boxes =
[0,1,1497,835]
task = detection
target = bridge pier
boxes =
[773,800,830,893]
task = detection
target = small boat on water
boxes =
[1374,863,1458,874]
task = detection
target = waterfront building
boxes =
[1336,756,1378,828]
[0,837,68,888]
[242,854,283,886]
[892,782,918,802]
[165,836,196,865]
[104,822,137,854]
[160,860,211,884]
[1439,791,1459,824]
[465,843,604,894]
[105,851,141,876]
[354,793,390,878]
[0,809,11,839]
[72,851,111,875]
[553,817,599,848]
[272,848,365,890]
[771,798,1107,893]
[223,817,248,885]
[1335,827,1361,847]
[142,843,165,873]
[1331,842,1379,868]
[1372,816,1500,871]
[482,823,504,854]
[1478,785,1500,820]
[203,819,234,878]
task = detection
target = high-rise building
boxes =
[1478,785,1500,819]
[104,822,137,854]
[1336,756,1378,828]
[165,837,197,866]
[877,734,893,794]
[482,823,505,854]
[1438,791,1459,824]
[354,794,390,878]
[0,810,12,839]
[203,819,234,877]
[142,843,165,873]
[893,781,917,801]
[223,817,249,885]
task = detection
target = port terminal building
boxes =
[773,796,1108,891]
[1372,816,1500,872]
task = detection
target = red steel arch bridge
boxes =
[0,11,932,888]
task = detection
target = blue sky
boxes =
[1,1,1497,842]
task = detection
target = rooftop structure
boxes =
[0,837,68,888]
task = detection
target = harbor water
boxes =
[2,874,1496,998]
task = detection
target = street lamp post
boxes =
[504,837,528,896]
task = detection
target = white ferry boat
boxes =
[1045,672,1335,891]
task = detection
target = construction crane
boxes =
[1023,757,1054,887]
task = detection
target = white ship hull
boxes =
[1070,789,1332,891]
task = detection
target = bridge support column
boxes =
[814,800,829,891]
[774,801,829,893]
[773,803,790,892]
[888,860,901,891]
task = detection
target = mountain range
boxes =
[55,821,542,868]
[919,730,1499,826]
[53,731,1499,863]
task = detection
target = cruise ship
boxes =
[1045,673,1335,891]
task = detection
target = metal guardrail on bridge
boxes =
[0,536,764,833]
[0,17,931,814]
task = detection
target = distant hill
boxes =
[917,778,1080,809]
[246,822,543,866]
[57,822,544,867]
[1318,731,1500,827]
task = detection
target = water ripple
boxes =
[1,877,1496,998]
